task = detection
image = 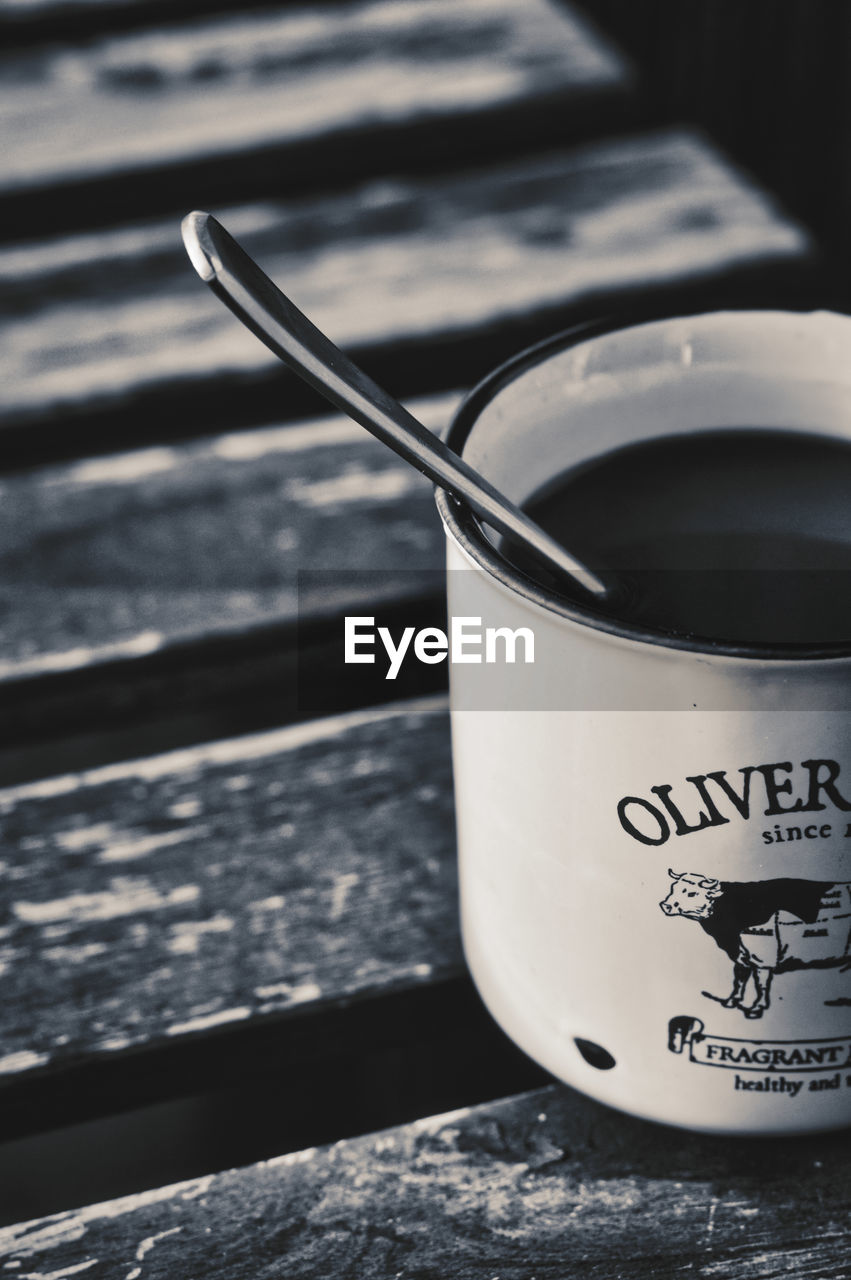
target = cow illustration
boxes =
[659,872,851,1019]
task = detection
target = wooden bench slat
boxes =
[0,396,452,753]
[0,395,452,680]
[0,130,813,459]
[0,0,631,237]
[1,1083,847,1276]
[0,697,458,1090]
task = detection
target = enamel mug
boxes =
[436,310,851,1134]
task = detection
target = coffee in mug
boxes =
[510,427,851,645]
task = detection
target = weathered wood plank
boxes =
[0,396,452,753]
[0,395,451,681]
[1,1084,847,1278]
[0,0,632,237]
[0,130,813,460]
[0,699,460,1115]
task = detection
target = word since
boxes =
[762,822,834,845]
[344,616,535,680]
[617,758,851,847]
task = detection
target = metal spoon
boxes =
[181,210,609,602]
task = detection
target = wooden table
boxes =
[0,0,847,1274]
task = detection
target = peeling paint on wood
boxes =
[0,1086,847,1278]
[0,697,457,1080]
[0,695,446,801]
[0,131,810,441]
[0,0,630,233]
[0,396,452,680]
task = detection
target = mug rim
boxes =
[436,305,851,661]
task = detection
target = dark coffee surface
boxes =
[512,429,851,645]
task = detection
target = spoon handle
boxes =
[182,211,609,601]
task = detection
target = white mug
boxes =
[436,309,851,1134]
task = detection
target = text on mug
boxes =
[617,758,851,846]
